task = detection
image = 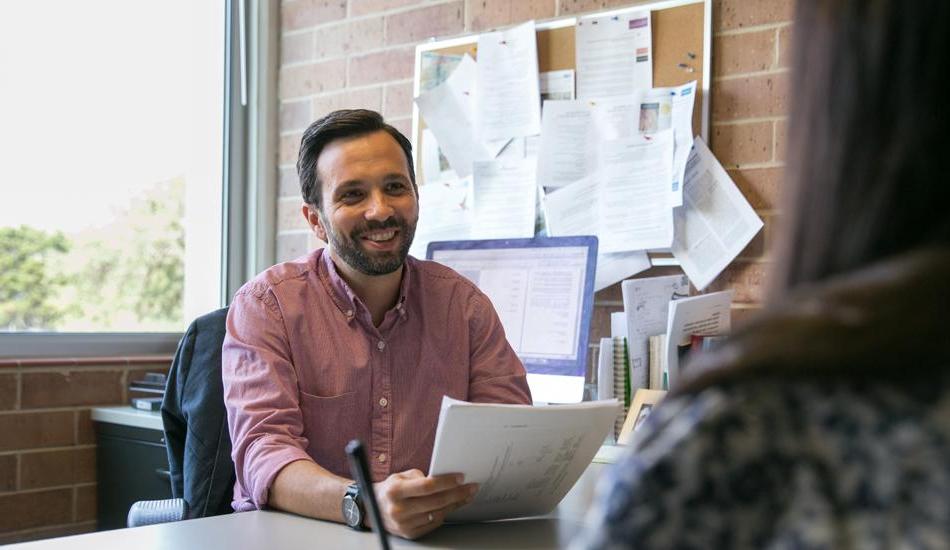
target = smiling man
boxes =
[222,109,531,540]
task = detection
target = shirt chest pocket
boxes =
[298,390,357,478]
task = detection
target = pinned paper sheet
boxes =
[634,81,697,206]
[575,12,652,100]
[475,21,542,142]
[409,178,472,259]
[672,137,764,290]
[471,158,537,239]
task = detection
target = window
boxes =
[0,1,227,351]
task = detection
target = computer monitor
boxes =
[428,236,598,403]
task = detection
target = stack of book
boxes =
[129,372,167,411]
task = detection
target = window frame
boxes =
[0,0,278,359]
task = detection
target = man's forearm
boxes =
[268,459,352,522]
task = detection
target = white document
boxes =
[409,178,472,259]
[634,81,697,206]
[540,69,575,101]
[611,311,627,339]
[595,252,651,292]
[536,100,596,189]
[472,158,536,239]
[665,290,733,389]
[415,55,493,179]
[429,397,620,522]
[599,130,675,252]
[673,137,764,290]
[621,275,690,391]
[575,12,652,100]
[596,337,614,400]
[476,21,542,142]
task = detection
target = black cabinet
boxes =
[95,421,173,530]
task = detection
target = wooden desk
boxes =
[9,463,609,549]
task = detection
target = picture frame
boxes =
[618,389,667,444]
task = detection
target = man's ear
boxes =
[302,203,328,243]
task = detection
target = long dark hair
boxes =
[772,0,950,299]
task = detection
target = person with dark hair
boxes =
[222,109,532,540]
[572,1,950,548]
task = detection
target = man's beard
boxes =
[323,216,416,276]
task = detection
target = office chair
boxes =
[127,307,235,527]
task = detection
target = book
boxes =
[648,334,667,390]
[131,396,162,412]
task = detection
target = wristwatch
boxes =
[341,483,365,530]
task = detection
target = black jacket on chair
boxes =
[161,307,235,519]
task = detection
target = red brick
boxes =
[383,81,414,118]
[0,412,74,452]
[315,17,384,59]
[736,217,769,260]
[777,25,792,68]
[713,72,788,121]
[20,448,95,490]
[730,305,763,328]
[279,59,346,99]
[706,262,770,304]
[279,166,301,198]
[0,374,15,411]
[350,0,418,16]
[277,233,311,263]
[278,198,309,232]
[774,118,787,162]
[559,0,634,15]
[714,0,793,31]
[281,0,347,31]
[280,133,303,165]
[75,410,94,446]
[280,99,313,132]
[0,488,72,532]
[75,485,96,523]
[348,47,415,86]
[21,370,123,409]
[0,455,15,492]
[713,29,776,76]
[386,2,464,45]
[312,87,383,118]
[281,31,313,65]
[727,166,783,210]
[468,0,556,31]
[711,122,773,168]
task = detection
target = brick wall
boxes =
[275,0,792,359]
[0,359,170,544]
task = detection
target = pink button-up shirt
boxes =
[222,249,532,511]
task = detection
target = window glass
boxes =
[0,0,224,332]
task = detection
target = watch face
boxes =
[342,496,361,527]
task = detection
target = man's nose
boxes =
[364,189,395,221]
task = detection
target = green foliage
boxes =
[0,226,72,330]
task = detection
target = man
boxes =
[222,109,532,540]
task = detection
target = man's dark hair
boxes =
[772,0,950,299]
[296,109,416,210]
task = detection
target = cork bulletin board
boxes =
[410,0,712,265]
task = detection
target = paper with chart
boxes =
[575,11,652,100]
[476,21,542,142]
[621,275,690,392]
[665,290,733,389]
[415,55,507,178]
[542,175,650,291]
[634,81,697,206]
[672,137,764,290]
[472,158,536,239]
[599,129,675,252]
[409,178,472,259]
[429,397,620,522]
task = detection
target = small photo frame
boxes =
[618,389,667,444]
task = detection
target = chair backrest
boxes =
[161,307,235,519]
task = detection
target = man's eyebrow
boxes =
[382,173,411,181]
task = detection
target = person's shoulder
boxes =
[234,249,322,303]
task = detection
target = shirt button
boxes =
[345,309,354,318]
[377,340,385,351]
[378,397,388,407]
[377,453,387,463]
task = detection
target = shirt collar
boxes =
[317,248,413,323]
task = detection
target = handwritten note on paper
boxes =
[672,137,764,290]
[476,21,542,142]
[575,12,652,100]
[429,397,620,522]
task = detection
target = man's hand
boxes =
[374,469,478,540]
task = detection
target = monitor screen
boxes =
[428,236,598,403]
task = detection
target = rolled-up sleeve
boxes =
[222,285,313,510]
[466,293,533,405]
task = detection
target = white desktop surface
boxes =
[9,463,610,549]
[91,405,164,431]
